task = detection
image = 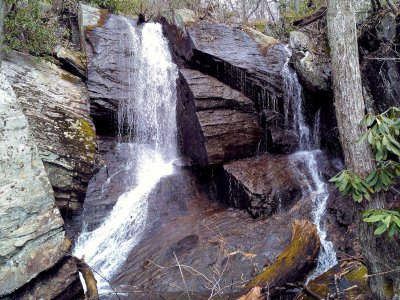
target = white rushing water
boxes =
[281,46,337,280]
[74,20,178,292]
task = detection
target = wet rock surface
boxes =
[65,137,134,239]
[3,51,96,215]
[0,71,66,296]
[113,168,314,297]
[359,13,400,113]
[222,154,305,218]
[72,137,318,298]
[162,13,288,110]
[82,9,135,135]
[177,69,263,165]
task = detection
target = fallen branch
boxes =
[74,257,99,300]
[292,7,327,27]
[238,220,321,298]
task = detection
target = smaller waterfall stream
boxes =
[281,46,337,280]
[74,20,178,292]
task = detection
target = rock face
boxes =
[177,69,263,165]
[162,12,289,109]
[110,168,314,295]
[222,154,305,218]
[80,5,130,135]
[359,13,400,113]
[290,31,331,93]
[4,257,84,300]
[0,72,66,296]
[3,51,96,215]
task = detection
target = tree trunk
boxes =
[0,0,4,65]
[327,1,400,299]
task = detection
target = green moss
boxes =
[246,220,319,290]
[78,118,96,156]
[249,20,268,33]
[345,264,368,284]
[383,280,395,299]
[61,73,80,84]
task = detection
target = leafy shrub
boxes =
[330,107,400,237]
[4,0,63,56]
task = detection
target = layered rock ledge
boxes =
[3,51,96,215]
[0,72,67,296]
[177,68,263,165]
[162,10,289,110]
[222,154,305,218]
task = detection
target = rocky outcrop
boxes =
[5,257,84,300]
[0,72,67,296]
[3,51,96,215]
[290,31,331,93]
[359,13,400,113]
[222,154,305,218]
[79,5,127,135]
[177,69,263,165]
[162,11,289,109]
[54,45,87,79]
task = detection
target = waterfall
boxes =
[282,45,310,149]
[281,46,337,280]
[74,19,178,292]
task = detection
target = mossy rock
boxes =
[298,261,371,299]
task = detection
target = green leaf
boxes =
[374,223,388,235]
[383,215,391,228]
[388,223,397,237]
[364,215,385,223]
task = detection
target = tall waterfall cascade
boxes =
[281,46,337,280]
[74,20,178,291]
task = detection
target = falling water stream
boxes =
[282,46,338,280]
[74,20,178,292]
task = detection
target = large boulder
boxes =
[161,11,289,109]
[289,31,331,93]
[3,51,96,215]
[177,69,263,165]
[222,154,305,218]
[0,72,67,296]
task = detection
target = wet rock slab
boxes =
[162,11,288,108]
[177,69,263,165]
[223,154,305,218]
[111,169,313,297]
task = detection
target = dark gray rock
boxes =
[222,154,305,218]
[359,12,400,113]
[177,69,263,165]
[161,12,289,110]
[3,257,84,300]
[80,6,135,135]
